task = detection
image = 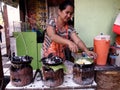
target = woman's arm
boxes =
[70,32,88,52]
[70,32,97,59]
[47,26,78,52]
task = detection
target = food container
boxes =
[114,45,120,67]
[108,46,117,66]
[108,46,120,66]
[73,58,94,85]
[10,55,33,87]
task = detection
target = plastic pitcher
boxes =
[94,34,110,65]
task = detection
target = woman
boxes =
[42,0,97,60]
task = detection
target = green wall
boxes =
[75,0,120,47]
[14,32,42,70]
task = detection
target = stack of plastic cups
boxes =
[94,34,110,65]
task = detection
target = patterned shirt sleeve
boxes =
[68,25,76,38]
[46,18,56,30]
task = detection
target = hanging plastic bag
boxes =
[113,13,120,34]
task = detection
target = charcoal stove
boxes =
[41,54,64,87]
[73,58,95,85]
[10,55,33,87]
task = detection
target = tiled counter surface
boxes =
[5,74,97,90]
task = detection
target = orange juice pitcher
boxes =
[94,34,110,65]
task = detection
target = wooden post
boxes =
[0,46,4,89]
[3,4,11,57]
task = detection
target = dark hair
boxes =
[59,0,74,11]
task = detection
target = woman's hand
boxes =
[68,41,79,53]
[85,50,97,59]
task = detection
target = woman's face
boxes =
[58,5,74,23]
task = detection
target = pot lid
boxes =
[11,55,33,64]
[41,53,63,66]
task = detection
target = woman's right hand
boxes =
[68,41,78,53]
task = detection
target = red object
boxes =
[94,35,110,65]
[113,24,120,35]
[115,35,120,45]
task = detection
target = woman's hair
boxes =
[59,0,74,11]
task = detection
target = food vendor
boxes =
[42,0,97,61]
